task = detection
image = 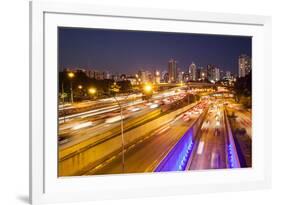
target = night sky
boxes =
[58,27,252,75]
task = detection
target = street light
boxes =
[68,72,75,103]
[143,83,153,102]
[88,87,97,102]
[78,85,83,89]
[88,87,97,96]
[68,72,74,78]
[116,98,125,173]
[107,88,131,173]
[144,84,152,93]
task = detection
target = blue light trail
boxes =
[227,144,239,168]
[154,128,194,172]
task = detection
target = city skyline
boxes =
[58,27,252,75]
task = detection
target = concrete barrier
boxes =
[224,109,241,168]
[154,108,207,172]
[59,102,199,176]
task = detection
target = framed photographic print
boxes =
[30,1,272,204]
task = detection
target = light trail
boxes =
[196,141,204,155]
[154,127,195,172]
[72,122,93,130]
[59,100,145,123]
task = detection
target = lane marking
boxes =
[211,152,216,168]
[106,155,116,163]
[197,141,205,155]
[211,152,220,169]
[157,125,170,135]
[145,159,159,172]
[94,164,103,170]
[129,144,135,150]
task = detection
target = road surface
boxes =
[189,102,227,170]
[85,104,204,175]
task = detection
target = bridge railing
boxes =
[154,108,207,172]
[224,109,241,168]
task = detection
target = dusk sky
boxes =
[58,27,252,75]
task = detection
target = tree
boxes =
[117,80,132,93]
[234,71,252,107]
[109,82,121,96]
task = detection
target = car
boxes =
[128,107,141,112]
[58,136,70,145]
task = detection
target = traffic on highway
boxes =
[58,85,252,176]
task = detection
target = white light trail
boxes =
[72,122,93,130]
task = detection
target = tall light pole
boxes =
[61,82,66,123]
[109,83,130,173]
[68,72,75,103]
[113,96,125,173]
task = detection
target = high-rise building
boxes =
[92,71,104,80]
[126,76,138,85]
[146,71,153,82]
[225,71,232,79]
[212,67,220,82]
[189,62,197,81]
[163,73,169,83]
[111,73,120,81]
[138,70,147,83]
[183,72,190,82]
[168,59,178,83]
[137,70,154,83]
[219,70,225,80]
[104,71,110,79]
[238,54,251,78]
[206,64,214,81]
[196,67,201,81]
[177,71,184,83]
[199,67,207,80]
[161,70,168,82]
[85,69,95,78]
[206,65,220,82]
[206,66,220,82]
[154,70,161,84]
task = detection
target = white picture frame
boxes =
[30,1,272,204]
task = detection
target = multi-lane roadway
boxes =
[189,103,227,170]
[59,88,187,149]
[58,89,252,176]
[86,103,204,175]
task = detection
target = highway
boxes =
[59,100,158,149]
[225,100,252,167]
[59,88,185,122]
[189,102,227,170]
[59,88,188,149]
[226,101,252,139]
[58,88,252,176]
[85,102,206,175]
